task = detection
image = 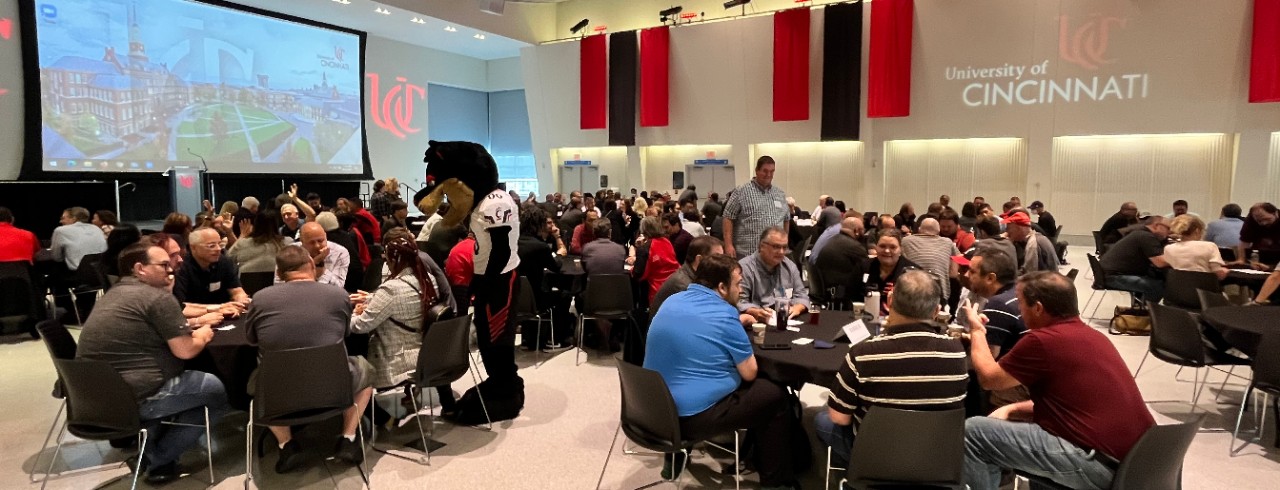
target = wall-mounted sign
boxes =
[367,73,425,139]
[564,160,593,166]
[694,159,729,165]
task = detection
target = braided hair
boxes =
[384,235,437,325]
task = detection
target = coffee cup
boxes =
[751,323,767,344]
[852,302,866,316]
[936,312,953,324]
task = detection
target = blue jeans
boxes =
[964,417,1115,490]
[1105,275,1164,304]
[137,371,229,467]
[813,409,855,469]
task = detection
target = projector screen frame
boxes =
[17,0,374,181]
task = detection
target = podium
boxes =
[168,167,206,220]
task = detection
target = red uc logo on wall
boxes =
[1058,14,1127,70]
[366,73,426,139]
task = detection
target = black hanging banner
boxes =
[609,31,638,146]
[821,2,863,141]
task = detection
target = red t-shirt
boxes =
[445,238,476,287]
[639,237,679,303]
[354,208,383,246]
[998,317,1154,461]
[952,229,976,252]
[0,223,39,264]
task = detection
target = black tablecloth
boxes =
[753,310,878,390]
[187,320,257,411]
[548,255,587,295]
[1223,268,1271,289]
[1200,305,1280,358]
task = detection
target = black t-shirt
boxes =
[173,253,242,304]
[1037,212,1058,239]
[1099,212,1135,244]
[1100,228,1164,276]
[516,234,561,307]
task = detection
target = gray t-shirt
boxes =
[246,280,353,351]
[77,276,189,400]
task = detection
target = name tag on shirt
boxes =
[208,281,221,292]
[773,200,783,209]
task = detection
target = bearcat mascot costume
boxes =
[413,140,524,422]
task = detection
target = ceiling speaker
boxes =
[479,0,505,15]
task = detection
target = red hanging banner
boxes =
[640,26,670,127]
[867,0,913,118]
[773,8,811,122]
[581,35,608,129]
[1250,0,1280,103]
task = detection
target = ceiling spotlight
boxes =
[410,17,426,24]
[570,18,590,35]
[659,5,683,23]
[444,26,457,32]
[374,7,390,15]
[331,0,351,4]
[723,0,750,9]
[474,33,486,40]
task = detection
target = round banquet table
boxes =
[752,310,880,390]
[1200,305,1280,358]
[1222,267,1271,290]
[547,255,587,295]
[186,320,258,411]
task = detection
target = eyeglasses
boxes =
[145,261,173,271]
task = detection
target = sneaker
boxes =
[660,451,688,480]
[143,461,180,485]
[334,437,364,465]
[274,440,304,474]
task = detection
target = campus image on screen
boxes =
[34,0,364,173]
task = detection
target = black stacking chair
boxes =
[608,358,741,490]
[514,276,556,367]
[30,321,76,484]
[1162,270,1221,310]
[1197,289,1231,311]
[1082,254,1143,319]
[836,407,965,490]
[1019,416,1203,489]
[1135,303,1250,411]
[0,261,45,337]
[247,342,367,486]
[576,274,637,365]
[1231,333,1280,454]
[238,271,276,297]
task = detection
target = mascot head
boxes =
[413,140,500,228]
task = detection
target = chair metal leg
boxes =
[1132,352,1150,379]
[466,361,494,431]
[534,314,544,366]
[38,421,66,490]
[1082,290,1099,319]
[204,407,215,485]
[28,400,65,483]
[1231,386,1255,455]
[245,401,254,490]
[356,420,371,488]
[575,315,586,366]
[130,429,148,490]
[1214,366,1237,404]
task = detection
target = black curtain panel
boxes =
[609,31,639,147]
[821,2,863,141]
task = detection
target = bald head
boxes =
[918,218,940,235]
[300,222,328,257]
[301,222,325,241]
[840,216,864,237]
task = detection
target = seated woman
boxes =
[632,216,679,308]
[1161,214,1228,280]
[104,224,141,278]
[226,210,291,274]
[865,230,918,316]
[92,209,119,238]
[351,236,456,417]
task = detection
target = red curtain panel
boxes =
[640,26,670,127]
[773,8,811,122]
[1251,0,1280,103]
[867,0,914,118]
[580,34,607,130]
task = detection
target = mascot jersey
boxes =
[472,190,521,275]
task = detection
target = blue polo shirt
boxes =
[644,284,754,417]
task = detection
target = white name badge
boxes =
[208,281,221,292]
[773,200,783,209]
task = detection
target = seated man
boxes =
[962,249,1029,412]
[650,235,724,318]
[569,209,600,256]
[810,217,868,309]
[962,271,1154,490]
[1004,211,1060,274]
[516,206,570,349]
[77,242,228,483]
[1099,202,1139,247]
[50,206,109,322]
[581,219,627,276]
[663,212,695,264]
[738,226,810,325]
[275,222,351,288]
[246,247,374,472]
[814,269,967,468]
[901,218,961,300]
[1100,216,1169,303]
[174,227,250,315]
[645,254,799,488]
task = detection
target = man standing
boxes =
[810,217,868,309]
[815,269,967,468]
[650,236,724,318]
[645,254,799,488]
[901,218,961,301]
[962,272,1153,490]
[737,227,809,325]
[1004,212,1060,274]
[1099,202,1139,246]
[663,213,694,264]
[369,178,399,222]
[701,192,724,230]
[246,247,374,472]
[678,184,698,206]
[174,228,250,307]
[559,197,586,243]
[347,197,382,247]
[0,207,39,264]
[722,156,789,259]
[1236,202,1280,267]
[77,243,228,483]
[1100,216,1169,303]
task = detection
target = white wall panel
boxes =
[1050,133,1234,235]
[752,142,865,213]
[883,138,1027,214]
[1267,132,1280,204]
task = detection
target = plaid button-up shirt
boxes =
[722,179,789,255]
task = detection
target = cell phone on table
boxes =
[760,342,792,350]
[813,340,835,349]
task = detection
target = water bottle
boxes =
[867,291,881,323]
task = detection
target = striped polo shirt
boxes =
[827,322,968,434]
